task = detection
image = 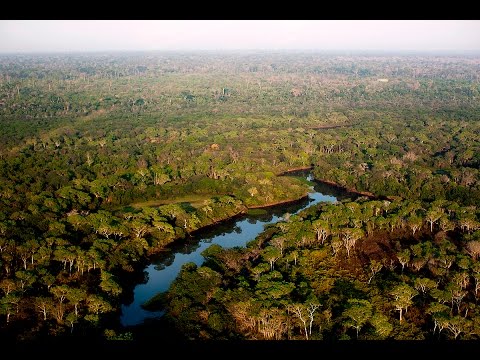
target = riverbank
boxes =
[119,168,385,328]
[315,179,377,199]
[247,194,310,209]
[132,169,387,260]
[145,191,312,254]
[313,178,398,202]
[120,170,343,327]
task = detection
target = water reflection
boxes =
[120,172,343,326]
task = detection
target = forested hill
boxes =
[0,52,479,340]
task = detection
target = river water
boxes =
[120,173,349,326]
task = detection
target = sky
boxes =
[0,20,479,53]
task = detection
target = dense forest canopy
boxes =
[0,51,479,341]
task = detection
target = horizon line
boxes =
[1,48,480,56]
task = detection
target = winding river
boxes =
[120,172,351,327]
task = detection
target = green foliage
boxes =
[161,198,480,340]
[1,52,480,340]
[342,299,373,338]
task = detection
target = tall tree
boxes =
[391,283,418,322]
[343,299,373,338]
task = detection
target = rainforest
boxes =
[0,51,479,341]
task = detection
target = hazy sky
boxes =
[0,20,479,53]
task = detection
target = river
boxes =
[120,172,351,327]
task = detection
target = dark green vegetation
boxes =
[162,199,480,340]
[0,51,479,340]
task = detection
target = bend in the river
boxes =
[120,172,354,327]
